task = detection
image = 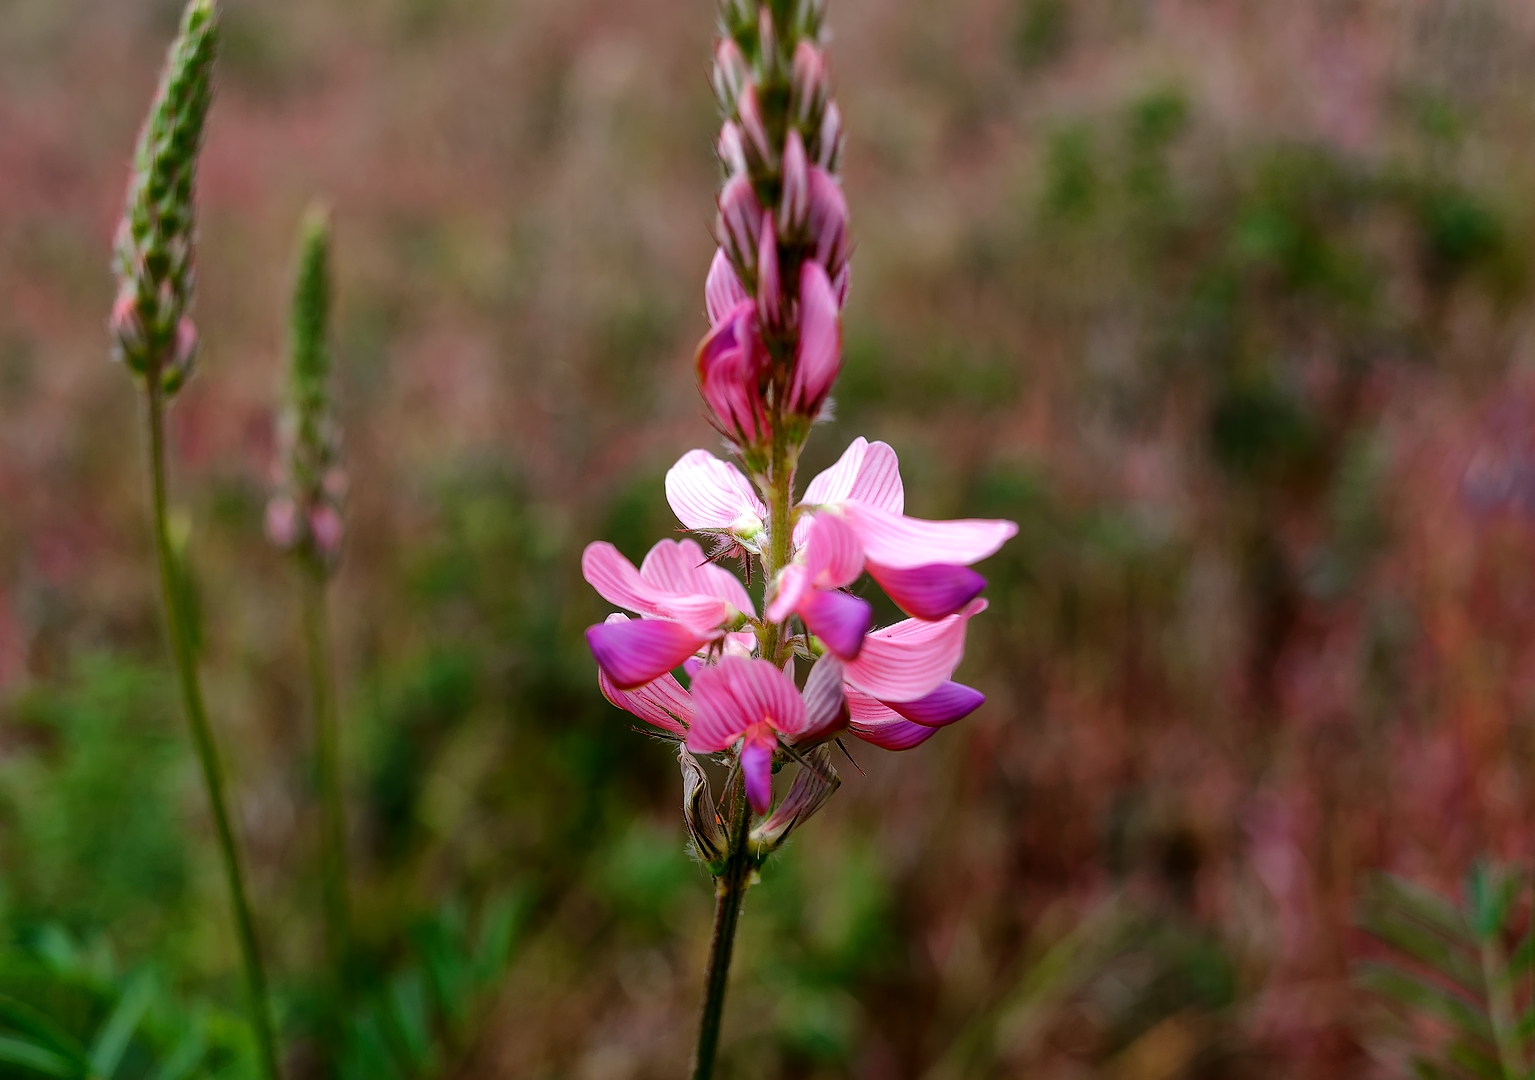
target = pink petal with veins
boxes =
[705,249,750,327]
[666,450,765,532]
[842,600,987,702]
[840,503,1017,570]
[587,618,707,691]
[886,681,984,727]
[787,261,840,416]
[846,688,941,750]
[640,538,753,616]
[798,588,871,661]
[741,725,777,813]
[687,655,808,753]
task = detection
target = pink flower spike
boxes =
[840,502,1018,571]
[867,563,987,621]
[705,249,750,327]
[780,130,809,236]
[843,599,987,703]
[757,210,782,329]
[587,618,705,691]
[788,261,841,417]
[886,681,984,727]
[666,449,766,535]
[806,167,849,275]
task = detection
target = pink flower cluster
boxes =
[579,2,1016,828]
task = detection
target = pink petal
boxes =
[801,437,904,514]
[582,541,670,615]
[766,563,809,624]
[780,129,809,234]
[798,588,872,662]
[799,657,848,743]
[597,622,694,734]
[740,725,777,814]
[842,600,987,702]
[804,512,864,588]
[665,450,766,533]
[840,503,1017,571]
[717,178,763,273]
[687,655,808,753]
[787,261,840,416]
[640,538,754,620]
[587,618,706,691]
[757,210,782,328]
[705,249,750,327]
[886,681,984,727]
[806,165,849,274]
[696,303,769,446]
[867,562,986,620]
[845,689,940,750]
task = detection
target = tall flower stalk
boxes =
[579,1,1018,1074]
[266,206,351,987]
[110,3,282,1077]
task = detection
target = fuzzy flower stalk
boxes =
[579,2,1017,1075]
[267,206,352,994]
[110,3,283,1077]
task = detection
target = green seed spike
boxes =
[289,205,332,407]
[110,0,220,392]
[269,204,346,573]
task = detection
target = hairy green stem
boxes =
[145,383,282,1080]
[690,779,752,1080]
[301,571,350,985]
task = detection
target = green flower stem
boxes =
[144,382,282,1080]
[690,779,752,1080]
[301,569,350,983]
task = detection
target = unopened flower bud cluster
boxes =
[110,0,219,395]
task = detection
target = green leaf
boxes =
[1465,863,1518,941]
[1354,961,1496,1046]
[145,1025,207,1080]
[90,974,153,1079]
[0,995,93,1075]
[1364,875,1474,943]
[1443,1037,1503,1080]
[0,1035,77,1078]
[1357,895,1483,995]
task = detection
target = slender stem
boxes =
[1480,931,1526,1080]
[144,383,283,1080]
[690,780,753,1080]
[301,571,350,985]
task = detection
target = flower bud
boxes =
[711,38,750,114]
[815,101,843,172]
[735,84,778,174]
[706,248,750,327]
[265,496,299,549]
[756,210,782,330]
[160,316,198,394]
[750,744,839,858]
[109,285,150,370]
[806,166,850,277]
[779,130,809,237]
[787,260,841,417]
[681,747,727,870]
[790,42,829,129]
[717,121,748,180]
[792,0,827,39]
[832,262,851,308]
[757,7,778,79]
[310,504,343,557]
[717,174,764,275]
[697,302,770,448]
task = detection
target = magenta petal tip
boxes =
[586,619,702,691]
